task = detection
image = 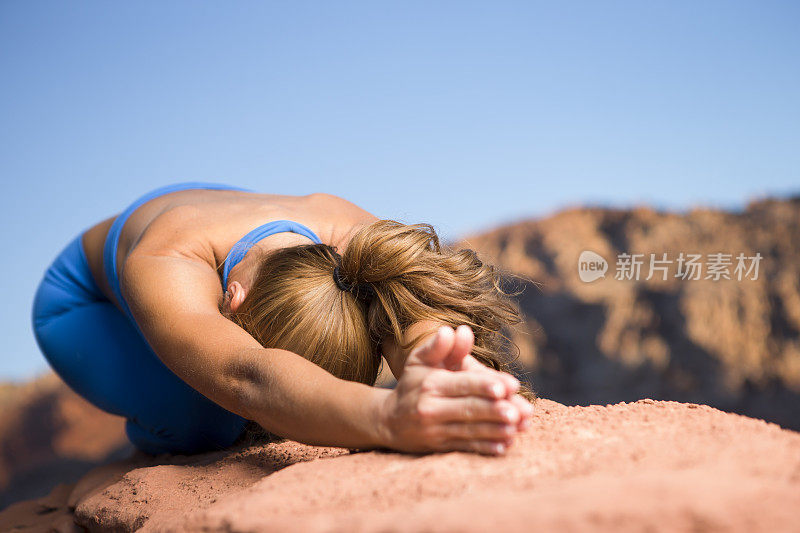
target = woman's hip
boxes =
[32,232,106,330]
[30,231,248,454]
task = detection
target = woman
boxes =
[32,182,534,457]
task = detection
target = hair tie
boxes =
[332,265,353,292]
[332,264,377,305]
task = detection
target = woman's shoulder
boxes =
[306,192,378,221]
[304,193,380,251]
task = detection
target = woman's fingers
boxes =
[422,397,520,424]
[461,354,520,396]
[440,439,509,456]
[442,325,475,371]
[410,325,475,371]
[410,326,455,367]
[439,421,517,441]
[509,393,535,430]
[424,369,508,399]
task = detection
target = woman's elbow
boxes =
[220,354,273,420]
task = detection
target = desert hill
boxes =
[458,197,800,429]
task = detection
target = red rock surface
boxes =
[0,374,129,509]
[1,398,798,532]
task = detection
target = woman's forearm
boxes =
[222,326,531,456]
[226,346,391,449]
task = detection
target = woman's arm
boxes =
[122,251,525,453]
[123,251,388,448]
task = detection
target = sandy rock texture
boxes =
[0,374,129,509]
[460,197,800,429]
[2,399,798,532]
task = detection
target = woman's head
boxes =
[224,219,532,397]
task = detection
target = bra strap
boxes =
[221,220,322,288]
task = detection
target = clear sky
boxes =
[1,2,798,380]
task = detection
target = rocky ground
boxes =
[1,398,798,532]
[0,374,129,510]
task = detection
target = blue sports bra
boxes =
[103,182,322,318]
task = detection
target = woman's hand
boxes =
[442,328,535,438]
[376,325,534,456]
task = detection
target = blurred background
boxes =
[1,1,800,510]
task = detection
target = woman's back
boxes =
[81,187,369,310]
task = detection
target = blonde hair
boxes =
[226,219,534,399]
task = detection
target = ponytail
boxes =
[337,220,534,400]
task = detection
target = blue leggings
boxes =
[31,234,249,455]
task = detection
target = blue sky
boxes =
[1,1,798,380]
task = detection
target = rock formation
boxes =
[458,197,800,429]
[2,399,798,532]
[0,374,128,509]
